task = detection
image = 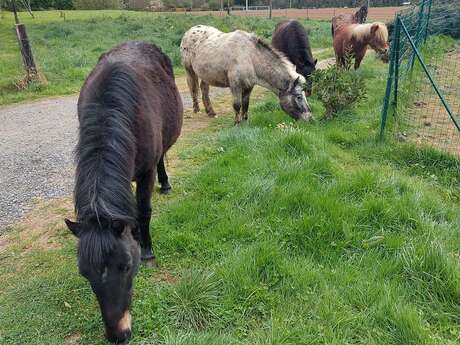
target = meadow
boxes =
[0,10,331,105]
[1,9,460,345]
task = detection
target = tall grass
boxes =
[1,53,460,344]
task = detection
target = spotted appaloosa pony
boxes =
[181,25,312,125]
[333,22,389,70]
[65,41,182,343]
[272,20,317,96]
[331,3,368,37]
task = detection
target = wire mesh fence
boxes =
[380,0,460,156]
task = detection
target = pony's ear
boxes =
[314,59,318,66]
[65,219,82,238]
[294,76,301,87]
[282,79,290,92]
[371,24,380,35]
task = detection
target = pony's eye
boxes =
[118,264,130,273]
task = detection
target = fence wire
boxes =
[381,0,460,157]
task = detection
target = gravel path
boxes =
[0,85,228,228]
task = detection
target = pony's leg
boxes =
[241,87,253,121]
[354,50,366,70]
[185,67,200,113]
[157,155,171,194]
[231,87,243,126]
[200,81,216,117]
[136,170,156,264]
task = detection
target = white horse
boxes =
[180,25,312,124]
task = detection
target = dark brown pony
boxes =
[65,41,182,343]
[331,3,368,37]
[272,20,317,96]
[333,22,389,70]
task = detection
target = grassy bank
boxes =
[1,50,460,344]
[0,10,331,105]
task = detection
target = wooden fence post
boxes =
[11,0,39,84]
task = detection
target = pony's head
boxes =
[65,217,141,343]
[368,23,389,62]
[353,22,389,63]
[279,75,313,121]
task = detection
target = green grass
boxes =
[1,49,460,344]
[0,10,331,105]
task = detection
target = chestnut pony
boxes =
[65,41,182,343]
[333,22,390,69]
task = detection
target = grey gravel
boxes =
[0,87,228,229]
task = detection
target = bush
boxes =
[73,0,122,9]
[312,62,366,119]
[0,0,73,9]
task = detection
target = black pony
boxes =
[65,41,183,343]
[272,20,317,96]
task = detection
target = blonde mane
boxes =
[352,22,388,43]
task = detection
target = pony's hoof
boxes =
[160,184,172,194]
[141,247,156,264]
[207,111,216,118]
[193,107,200,113]
[142,258,158,268]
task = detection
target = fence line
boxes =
[380,0,460,156]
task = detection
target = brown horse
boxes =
[331,3,368,37]
[333,22,389,70]
[272,20,317,96]
[65,41,183,343]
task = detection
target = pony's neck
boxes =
[252,45,295,95]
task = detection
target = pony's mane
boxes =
[75,62,138,229]
[252,36,297,76]
[352,22,388,43]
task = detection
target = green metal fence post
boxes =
[392,16,401,112]
[409,0,426,71]
[379,18,399,140]
[423,0,433,42]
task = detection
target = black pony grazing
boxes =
[272,20,317,96]
[65,41,183,343]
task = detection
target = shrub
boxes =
[312,61,366,119]
[73,0,122,9]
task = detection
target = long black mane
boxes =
[75,62,139,229]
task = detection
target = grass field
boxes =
[0,10,331,105]
[1,26,460,343]
[1,8,460,345]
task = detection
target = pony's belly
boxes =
[193,63,229,88]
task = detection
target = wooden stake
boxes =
[16,23,39,82]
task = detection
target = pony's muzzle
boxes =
[106,311,132,343]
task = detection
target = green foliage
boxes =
[0,0,74,9]
[73,0,122,9]
[312,63,367,119]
